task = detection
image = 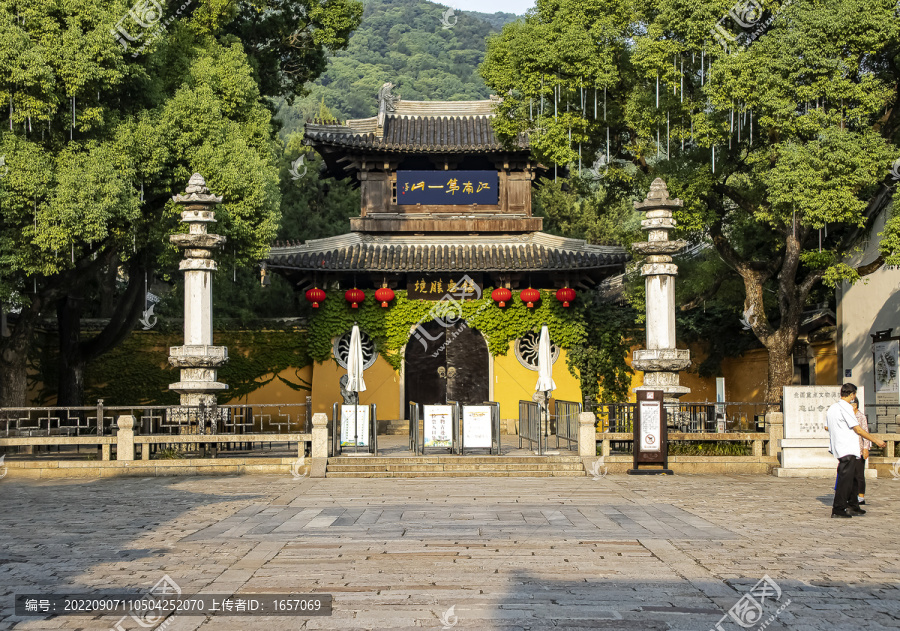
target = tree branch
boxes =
[80,252,149,363]
[679,276,725,311]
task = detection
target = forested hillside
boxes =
[277,0,520,134]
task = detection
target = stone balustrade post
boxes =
[116,415,135,461]
[578,412,596,458]
[310,412,328,478]
[766,411,784,460]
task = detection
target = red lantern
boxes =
[491,287,512,307]
[556,287,576,307]
[375,287,395,308]
[520,287,541,308]
[345,288,365,309]
[305,287,326,308]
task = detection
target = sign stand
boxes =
[627,390,673,475]
[871,329,900,433]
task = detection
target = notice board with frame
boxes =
[628,390,673,475]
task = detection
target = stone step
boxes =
[325,470,586,478]
[328,456,582,465]
[326,462,585,473]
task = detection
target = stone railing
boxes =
[0,400,328,479]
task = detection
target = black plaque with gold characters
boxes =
[627,390,673,475]
[407,274,482,301]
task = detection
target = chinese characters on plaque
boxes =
[397,171,498,205]
[407,274,482,300]
[782,386,865,439]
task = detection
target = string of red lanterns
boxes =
[307,286,574,310]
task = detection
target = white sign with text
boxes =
[340,405,370,447]
[639,400,662,453]
[424,405,453,448]
[462,406,492,449]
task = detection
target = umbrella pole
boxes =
[544,390,550,455]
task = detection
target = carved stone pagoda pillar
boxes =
[632,178,690,400]
[168,174,228,407]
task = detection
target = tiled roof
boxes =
[267,233,628,273]
[305,115,528,153]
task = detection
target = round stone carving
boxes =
[515,330,559,371]
[333,330,377,370]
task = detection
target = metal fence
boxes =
[589,401,776,434]
[553,399,581,449]
[518,400,545,454]
[0,398,312,438]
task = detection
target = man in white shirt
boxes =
[826,383,886,518]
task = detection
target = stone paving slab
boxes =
[0,475,898,630]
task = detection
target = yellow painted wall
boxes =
[813,341,838,385]
[493,345,581,423]
[223,365,313,406]
[627,343,770,403]
[310,352,400,419]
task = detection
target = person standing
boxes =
[826,383,885,518]
[851,399,871,505]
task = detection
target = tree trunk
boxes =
[763,334,795,405]
[0,307,36,407]
[56,294,86,407]
[0,340,28,407]
[98,254,119,318]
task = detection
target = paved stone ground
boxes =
[1,474,899,630]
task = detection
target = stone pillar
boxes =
[632,178,690,400]
[766,411,784,460]
[577,411,596,458]
[310,412,328,478]
[168,174,228,407]
[116,415,135,461]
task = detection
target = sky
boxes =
[439,0,536,15]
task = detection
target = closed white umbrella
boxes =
[347,324,367,394]
[346,324,367,449]
[535,324,556,454]
[535,325,556,393]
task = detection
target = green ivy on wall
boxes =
[33,329,311,406]
[306,289,635,403]
[30,292,635,406]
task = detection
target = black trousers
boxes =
[833,455,860,512]
[855,456,867,496]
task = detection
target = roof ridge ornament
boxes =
[377,82,399,129]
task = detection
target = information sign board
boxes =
[340,405,369,447]
[462,406,493,449]
[423,405,453,448]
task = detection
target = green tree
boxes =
[0,0,360,407]
[482,0,899,403]
[275,0,521,132]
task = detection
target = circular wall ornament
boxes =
[515,330,559,371]
[333,330,377,370]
